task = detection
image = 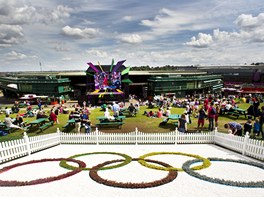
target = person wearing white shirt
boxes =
[4,114,23,130]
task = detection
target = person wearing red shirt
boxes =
[49,111,57,124]
[207,102,216,132]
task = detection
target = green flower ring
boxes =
[89,158,178,188]
[0,158,86,187]
[182,157,264,188]
[60,152,132,171]
[138,152,211,171]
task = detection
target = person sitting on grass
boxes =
[127,103,136,116]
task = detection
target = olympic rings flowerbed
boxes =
[0,144,264,197]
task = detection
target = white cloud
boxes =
[234,13,264,29]
[51,41,70,52]
[140,8,215,36]
[6,51,27,60]
[117,34,143,44]
[235,13,264,42]
[0,24,24,46]
[122,16,132,21]
[0,3,72,25]
[51,5,72,21]
[185,12,264,48]
[62,25,99,39]
[85,49,108,58]
[185,33,213,48]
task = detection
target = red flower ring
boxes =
[0,158,86,187]
[89,158,178,188]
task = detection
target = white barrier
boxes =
[0,128,263,164]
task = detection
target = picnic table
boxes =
[233,108,247,118]
[28,118,48,127]
[223,108,247,119]
[63,119,76,129]
[168,114,181,120]
[26,118,53,131]
[96,116,126,129]
[160,114,181,127]
[0,122,5,128]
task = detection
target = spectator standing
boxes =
[247,105,255,119]
[253,97,260,119]
[243,119,252,136]
[215,103,220,130]
[207,102,216,132]
[197,106,207,132]
[73,108,81,133]
[112,102,120,117]
[259,106,264,140]
[253,119,260,139]
[224,122,243,136]
[178,114,187,133]
[37,100,42,110]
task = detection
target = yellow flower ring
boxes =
[182,157,264,188]
[89,158,178,188]
[138,152,211,171]
[0,158,86,187]
[60,152,132,171]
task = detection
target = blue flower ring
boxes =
[182,157,264,188]
[0,158,86,186]
[89,158,178,188]
[60,152,132,171]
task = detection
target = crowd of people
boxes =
[139,93,264,139]
[1,93,263,140]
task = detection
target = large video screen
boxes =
[94,71,121,90]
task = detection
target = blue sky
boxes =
[0,0,264,72]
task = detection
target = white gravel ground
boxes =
[0,144,263,197]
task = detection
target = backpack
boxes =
[211,107,216,115]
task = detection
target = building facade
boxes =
[0,75,72,98]
[147,74,223,97]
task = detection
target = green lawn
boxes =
[0,102,263,142]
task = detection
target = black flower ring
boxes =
[60,152,132,171]
[182,157,264,188]
[89,158,178,188]
[0,158,86,187]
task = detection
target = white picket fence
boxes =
[0,128,263,164]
